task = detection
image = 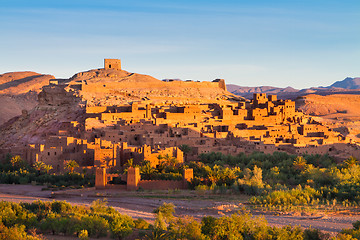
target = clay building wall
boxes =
[104,59,121,70]
[86,106,107,114]
[94,145,117,167]
[101,111,147,123]
[249,108,269,120]
[300,124,330,137]
[253,93,268,106]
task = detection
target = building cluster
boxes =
[2,91,353,174]
[0,59,357,177]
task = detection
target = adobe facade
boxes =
[104,59,121,70]
[2,60,360,182]
[9,91,359,176]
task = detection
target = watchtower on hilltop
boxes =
[104,59,121,70]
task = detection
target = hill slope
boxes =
[0,71,54,125]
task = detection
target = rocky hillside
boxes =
[296,94,360,141]
[0,71,54,125]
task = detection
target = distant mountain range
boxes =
[227,77,360,99]
[328,77,360,89]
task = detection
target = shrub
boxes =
[78,229,89,240]
[134,218,149,229]
[168,216,205,240]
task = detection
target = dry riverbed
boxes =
[0,184,358,235]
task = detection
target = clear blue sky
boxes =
[1,0,359,89]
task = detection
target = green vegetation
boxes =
[139,158,184,181]
[0,199,360,239]
[188,151,360,210]
[0,154,94,189]
[143,202,359,240]
[0,199,134,239]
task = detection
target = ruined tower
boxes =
[104,59,121,70]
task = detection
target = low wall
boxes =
[138,180,185,190]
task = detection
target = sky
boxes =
[0,0,359,89]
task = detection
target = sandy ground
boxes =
[0,184,358,235]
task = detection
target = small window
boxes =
[48,152,50,156]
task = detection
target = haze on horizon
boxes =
[0,0,359,89]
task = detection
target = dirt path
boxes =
[0,184,358,234]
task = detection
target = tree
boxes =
[43,164,53,174]
[124,158,134,170]
[110,214,134,240]
[65,160,79,173]
[104,156,113,167]
[161,154,178,168]
[10,155,25,169]
[168,216,205,240]
[179,144,192,161]
[343,156,358,169]
[33,161,45,173]
[293,156,307,171]
[153,202,175,230]
[140,161,155,179]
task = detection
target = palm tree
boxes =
[11,155,24,168]
[293,156,307,171]
[163,154,178,167]
[43,164,53,174]
[33,161,45,173]
[104,156,113,167]
[343,156,358,168]
[140,161,155,179]
[65,160,79,173]
[179,144,192,161]
[124,158,134,169]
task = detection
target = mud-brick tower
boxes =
[104,59,121,70]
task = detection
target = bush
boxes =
[78,229,89,240]
[134,218,149,229]
[250,186,322,206]
[109,214,134,240]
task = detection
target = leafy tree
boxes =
[168,216,205,240]
[153,202,175,224]
[110,214,134,240]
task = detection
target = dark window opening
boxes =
[109,64,112,68]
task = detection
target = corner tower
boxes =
[104,59,121,70]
